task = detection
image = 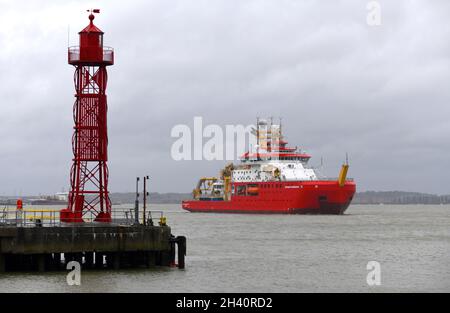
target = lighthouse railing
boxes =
[68,46,114,64]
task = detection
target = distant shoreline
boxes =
[2,191,450,206]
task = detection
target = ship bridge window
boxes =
[236,185,246,196]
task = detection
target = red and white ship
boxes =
[182,118,356,214]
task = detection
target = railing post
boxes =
[0,254,5,272]
[135,177,140,225]
[176,236,186,269]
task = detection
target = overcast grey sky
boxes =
[0,0,449,195]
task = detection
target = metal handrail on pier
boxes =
[0,207,167,227]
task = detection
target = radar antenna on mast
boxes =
[279,117,283,138]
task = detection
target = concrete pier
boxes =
[0,225,186,272]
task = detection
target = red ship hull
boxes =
[182,181,356,214]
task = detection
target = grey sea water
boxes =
[0,204,449,292]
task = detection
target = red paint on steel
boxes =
[16,199,23,210]
[182,181,356,215]
[61,11,114,223]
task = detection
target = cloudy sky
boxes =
[0,0,449,196]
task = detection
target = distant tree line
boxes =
[0,192,191,206]
[2,191,450,206]
[353,191,450,205]
[109,192,191,204]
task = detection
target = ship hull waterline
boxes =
[182,181,356,215]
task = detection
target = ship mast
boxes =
[279,117,282,140]
[256,117,260,160]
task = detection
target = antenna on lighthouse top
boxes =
[87,9,101,14]
[86,9,100,22]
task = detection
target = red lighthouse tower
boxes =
[61,10,114,223]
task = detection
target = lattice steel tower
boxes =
[61,10,114,223]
